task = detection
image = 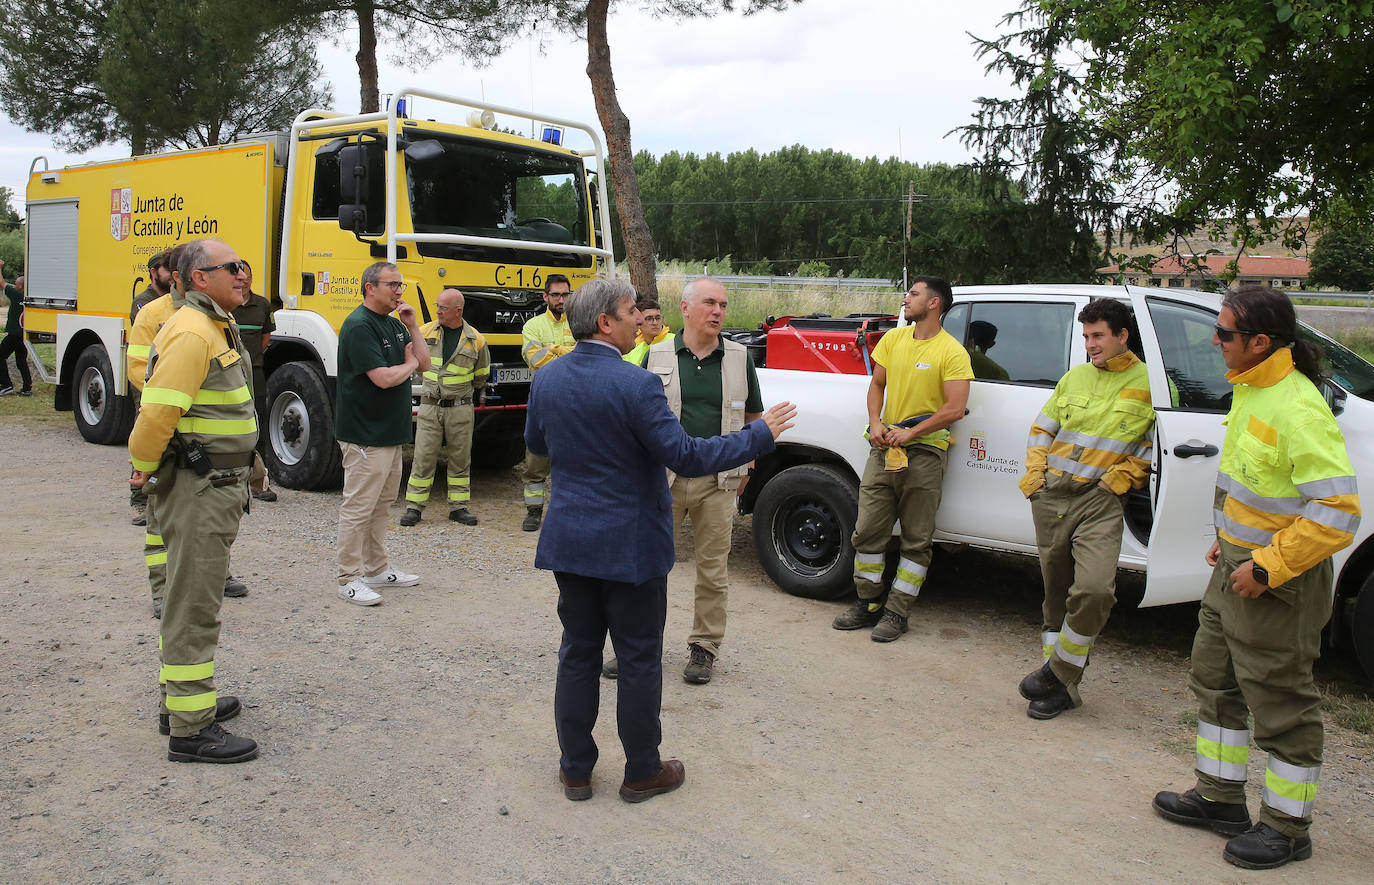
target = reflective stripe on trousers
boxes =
[1196,720,1250,782]
[1264,756,1320,818]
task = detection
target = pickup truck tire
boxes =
[1353,573,1374,683]
[753,463,859,600]
[72,344,135,445]
[265,361,343,490]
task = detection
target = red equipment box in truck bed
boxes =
[740,314,898,373]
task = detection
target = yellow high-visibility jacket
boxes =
[420,320,490,399]
[521,310,574,370]
[1019,351,1155,497]
[1215,348,1361,586]
[126,290,185,391]
[129,290,257,472]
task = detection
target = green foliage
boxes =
[794,260,832,278]
[0,229,23,278]
[1309,220,1374,292]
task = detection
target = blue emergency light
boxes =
[540,125,564,146]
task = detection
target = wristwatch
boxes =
[1251,562,1270,587]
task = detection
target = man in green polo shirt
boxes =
[636,277,763,684]
[231,260,277,501]
[334,261,431,607]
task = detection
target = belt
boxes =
[422,396,472,407]
[175,450,254,470]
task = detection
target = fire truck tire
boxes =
[265,361,343,490]
[752,463,858,600]
[1352,573,1374,684]
[72,343,135,445]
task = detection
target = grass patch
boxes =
[1322,685,1374,744]
[1330,328,1374,363]
[1177,710,1199,729]
[0,341,62,424]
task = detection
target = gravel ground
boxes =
[2,417,1373,884]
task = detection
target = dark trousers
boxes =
[0,332,31,390]
[554,571,667,782]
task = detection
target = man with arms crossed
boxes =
[334,261,431,606]
[526,278,795,803]
[1016,299,1155,719]
[831,276,973,641]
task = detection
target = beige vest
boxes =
[647,336,751,489]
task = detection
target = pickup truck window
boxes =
[943,301,1073,386]
[1300,325,1374,401]
[1146,298,1231,411]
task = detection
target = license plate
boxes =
[494,365,533,385]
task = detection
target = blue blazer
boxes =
[525,340,776,585]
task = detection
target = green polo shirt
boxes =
[647,332,764,439]
[335,303,415,447]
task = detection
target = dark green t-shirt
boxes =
[231,291,276,367]
[5,285,22,334]
[442,323,463,362]
[335,303,415,446]
[650,332,764,439]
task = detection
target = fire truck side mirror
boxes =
[337,143,370,234]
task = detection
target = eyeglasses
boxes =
[199,260,247,276]
[1214,323,1260,342]
[643,315,664,323]
[377,280,406,292]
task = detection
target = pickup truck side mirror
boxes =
[1323,380,1348,416]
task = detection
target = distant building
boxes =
[1098,254,1310,289]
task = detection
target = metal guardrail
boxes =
[1291,291,1374,307]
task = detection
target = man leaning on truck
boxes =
[517,273,575,531]
[1016,298,1155,720]
[831,276,973,642]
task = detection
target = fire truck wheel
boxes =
[752,463,858,600]
[1353,573,1374,684]
[72,343,135,445]
[265,361,343,490]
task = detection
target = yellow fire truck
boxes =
[23,88,615,487]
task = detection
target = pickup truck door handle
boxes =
[1173,441,1219,458]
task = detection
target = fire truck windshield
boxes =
[406,135,592,268]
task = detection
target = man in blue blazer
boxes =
[526,278,796,803]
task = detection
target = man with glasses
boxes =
[128,238,262,763]
[334,261,431,606]
[230,260,278,502]
[401,288,490,527]
[517,273,575,531]
[623,298,671,365]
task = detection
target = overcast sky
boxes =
[1,0,1019,212]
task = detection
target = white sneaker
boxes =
[362,567,420,588]
[338,580,382,606]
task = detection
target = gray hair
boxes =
[362,261,396,291]
[681,276,723,305]
[177,239,215,291]
[568,278,634,340]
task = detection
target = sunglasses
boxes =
[199,260,248,276]
[1214,323,1261,343]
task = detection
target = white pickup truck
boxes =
[741,284,1374,680]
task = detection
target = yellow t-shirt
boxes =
[871,326,974,450]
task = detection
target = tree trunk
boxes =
[584,0,657,299]
[355,0,379,113]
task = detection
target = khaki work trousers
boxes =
[670,473,738,657]
[144,493,166,603]
[337,443,403,585]
[156,464,249,736]
[520,450,549,507]
[851,444,947,618]
[1030,483,1125,690]
[405,403,474,512]
[1189,538,1328,838]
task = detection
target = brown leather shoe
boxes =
[619,759,685,803]
[559,769,592,801]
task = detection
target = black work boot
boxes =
[159,695,242,735]
[832,598,883,630]
[1027,681,1078,719]
[167,722,258,764]
[449,507,478,525]
[683,645,715,684]
[871,609,909,642]
[1019,660,1063,700]
[399,508,422,526]
[1223,823,1312,869]
[223,575,248,598]
[1151,788,1251,836]
[522,506,543,532]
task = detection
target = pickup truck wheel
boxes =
[265,361,343,490]
[753,463,858,600]
[1353,573,1374,683]
[72,344,134,444]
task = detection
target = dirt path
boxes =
[2,419,1371,883]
